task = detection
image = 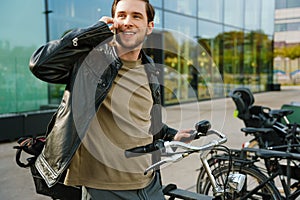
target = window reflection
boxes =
[197,21,224,98]
[163,31,199,104]
[49,0,111,39]
[150,0,162,8]
[245,0,260,30]
[164,0,197,16]
[0,0,46,113]
[221,26,273,92]
[222,27,244,91]
[164,12,197,39]
[198,0,223,23]
[154,9,162,28]
[224,0,244,27]
[261,0,275,35]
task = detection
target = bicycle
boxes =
[197,123,300,199]
[242,147,300,200]
[218,143,300,199]
[125,120,279,199]
[196,147,282,199]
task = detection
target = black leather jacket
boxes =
[29,21,177,187]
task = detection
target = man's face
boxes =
[114,0,154,50]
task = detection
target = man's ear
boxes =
[147,21,154,35]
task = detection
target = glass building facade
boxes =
[1,0,275,114]
[274,0,300,85]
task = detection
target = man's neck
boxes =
[117,46,142,61]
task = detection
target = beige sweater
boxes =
[64,59,154,190]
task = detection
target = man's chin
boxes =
[118,41,143,51]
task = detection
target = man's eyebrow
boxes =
[116,11,144,16]
[132,12,143,16]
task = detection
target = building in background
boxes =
[1,0,275,115]
[274,0,300,85]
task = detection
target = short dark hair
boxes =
[111,0,155,23]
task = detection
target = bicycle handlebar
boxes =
[142,129,227,174]
[124,120,227,174]
[162,129,227,152]
[125,120,212,158]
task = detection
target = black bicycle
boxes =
[197,122,300,200]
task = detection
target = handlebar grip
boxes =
[125,140,164,158]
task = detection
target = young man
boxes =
[30,0,192,199]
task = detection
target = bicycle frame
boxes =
[243,147,300,199]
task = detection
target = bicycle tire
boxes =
[199,164,282,200]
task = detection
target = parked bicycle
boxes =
[196,87,300,199]
[198,134,300,200]
[126,120,280,200]
[196,117,300,198]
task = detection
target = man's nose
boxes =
[123,16,133,27]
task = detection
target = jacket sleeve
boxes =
[162,124,178,141]
[29,21,113,84]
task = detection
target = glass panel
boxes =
[275,23,287,32]
[154,9,163,29]
[276,22,300,32]
[164,0,197,16]
[261,0,275,35]
[224,0,244,27]
[198,20,223,39]
[276,0,286,9]
[0,0,47,114]
[163,12,198,104]
[49,0,112,39]
[222,26,244,90]
[164,12,197,39]
[150,0,162,8]
[197,21,224,98]
[260,35,273,91]
[198,0,224,23]
[287,22,300,31]
[48,0,113,104]
[287,0,300,8]
[162,31,199,104]
[245,0,260,30]
[244,31,261,92]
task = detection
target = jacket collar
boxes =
[140,49,160,76]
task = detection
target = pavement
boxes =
[1,86,299,200]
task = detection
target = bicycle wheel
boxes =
[200,164,281,200]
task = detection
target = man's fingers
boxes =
[99,16,114,25]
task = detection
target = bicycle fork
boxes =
[200,152,246,198]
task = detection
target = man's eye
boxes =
[133,14,142,19]
[118,14,126,18]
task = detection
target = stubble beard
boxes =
[116,29,148,51]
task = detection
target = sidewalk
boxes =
[1,86,299,199]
